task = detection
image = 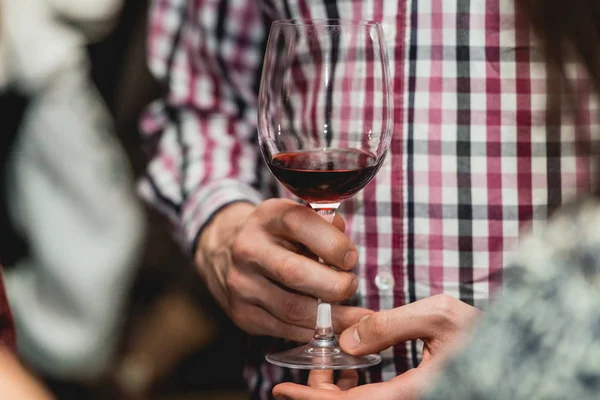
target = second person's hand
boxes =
[273,294,482,399]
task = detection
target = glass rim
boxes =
[272,19,383,27]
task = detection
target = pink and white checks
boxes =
[140,0,600,398]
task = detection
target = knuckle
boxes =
[333,214,346,232]
[231,233,256,261]
[245,325,263,337]
[329,274,355,300]
[224,269,257,303]
[328,280,345,300]
[230,303,263,337]
[369,312,389,337]
[275,318,307,342]
[261,198,281,211]
[277,254,303,284]
[274,320,293,339]
[224,268,243,295]
[244,323,263,337]
[329,282,347,301]
[326,235,349,261]
[434,293,457,313]
[229,301,247,326]
[331,231,350,250]
[282,298,309,323]
[280,205,306,231]
[431,294,459,327]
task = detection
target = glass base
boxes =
[265,342,382,370]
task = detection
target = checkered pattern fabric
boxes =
[141,0,600,398]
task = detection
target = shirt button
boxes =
[375,271,395,291]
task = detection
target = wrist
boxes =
[195,202,256,277]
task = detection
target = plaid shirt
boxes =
[141,0,600,398]
[0,267,15,351]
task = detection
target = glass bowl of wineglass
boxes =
[258,19,393,370]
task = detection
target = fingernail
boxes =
[347,327,361,349]
[360,315,371,322]
[343,250,358,269]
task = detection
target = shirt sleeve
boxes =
[140,0,271,250]
[423,197,600,400]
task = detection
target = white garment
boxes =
[1,0,145,380]
[1,0,123,93]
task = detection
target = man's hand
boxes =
[196,199,373,342]
[273,294,482,399]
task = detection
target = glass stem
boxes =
[311,206,339,348]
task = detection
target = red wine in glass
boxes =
[267,148,381,204]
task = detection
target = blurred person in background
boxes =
[0,0,144,386]
[1,6,53,396]
[273,0,600,398]
[141,0,599,399]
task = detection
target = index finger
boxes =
[255,242,359,302]
[267,204,358,271]
[332,213,346,233]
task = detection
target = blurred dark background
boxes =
[2,0,249,398]
[84,1,248,398]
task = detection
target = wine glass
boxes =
[258,19,392,370]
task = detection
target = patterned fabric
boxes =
[0,267,16,351]
[142,0,600,397]
[425,197,600,399]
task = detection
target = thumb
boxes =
[339,295,462,355]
